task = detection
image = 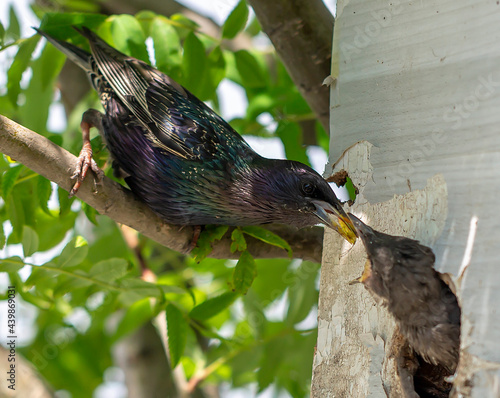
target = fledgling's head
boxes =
[348,213,435,303]
[348,213,461,373]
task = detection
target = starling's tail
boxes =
[33,27,92,72]
[72,26,127,61]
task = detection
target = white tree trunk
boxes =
[312,0,500,396]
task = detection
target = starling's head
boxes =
[240,159,357,242]
[348,213,436,301]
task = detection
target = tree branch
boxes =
[0,346,54,398]
[0,115,324,262]
[247,0,334,132]
[113,322,179,398]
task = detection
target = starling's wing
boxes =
[77,27,250,161]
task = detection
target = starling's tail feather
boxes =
[33,27,92,72]
[72,26,128,62]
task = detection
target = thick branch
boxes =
[0,346,54,397]
[113,322,178,398]
[247,0,334,132]
[0,115,323,262]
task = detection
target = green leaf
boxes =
[0,256,24,272]
[230,228,247,253]
[25,266,56,288]
[203,45,226,98]
[114,297,153,341]
[166,303,188,368]
[53,271,93,297]
[230,250,256,295]
[116,279,184,305]
[234,50,266,88]
[185,43,226,101]
[257,336,286,391]
[246,93,277,120]
[135,10,158,36]
[222,0,249,39]
[61,0,100,12]
[245,15,262,37]
[0,223,5,250]
[251,259,291,305]
[6,36,39,107]
[170,13,199,32]
[0,22,5,46]
[38,12,107,39]
[241,226,292,256]
[36,209,77,251]
[7,195,24,242]
[182,31,206,93]
[241,290,266,337]
[40,39,66,90]
[14,287,52,309]
[286,261,320,325]
[110,14,149,62]
[19,41,65,132]
[6,5,20,40]
[56,236,89,268]
[58,186,75,217]
[1,165,23,200]
[36,176,52,216]
[151,17,182,77]
[22,226,39,257]
[88,258,128,282]
[82,202,98,225]
[157,284,187,296]
[276,121,310,166]
[345,176,357,201]
[315,121,329,152]
[189,291,238,321]
[191,225,229,263]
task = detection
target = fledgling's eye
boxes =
[302,182,315,195]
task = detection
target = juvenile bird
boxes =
[35,26,357,242]
[348,214,460,373]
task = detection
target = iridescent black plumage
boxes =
[348,214,460,372]
[36,26,357,239]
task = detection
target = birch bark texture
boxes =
[312,1,500,396]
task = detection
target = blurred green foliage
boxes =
[0,2,326,397]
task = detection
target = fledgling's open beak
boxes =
[347,213,377,244]
[312,200,358,244]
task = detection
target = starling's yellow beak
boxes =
[312,200,358,244]
[349,259,372,285]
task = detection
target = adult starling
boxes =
[348,214,460,372]
[35,26,357,242]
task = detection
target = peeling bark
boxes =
[314,0,500,395]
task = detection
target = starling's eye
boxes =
[302,182,315,195]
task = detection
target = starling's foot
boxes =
[188,225,202,251]
[69,116,105,198]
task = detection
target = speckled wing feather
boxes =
[76,27,252,161]
[36,26,357,235]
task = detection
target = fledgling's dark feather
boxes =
[349,214,460,373]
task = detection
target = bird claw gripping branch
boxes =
[69,113,105,198]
